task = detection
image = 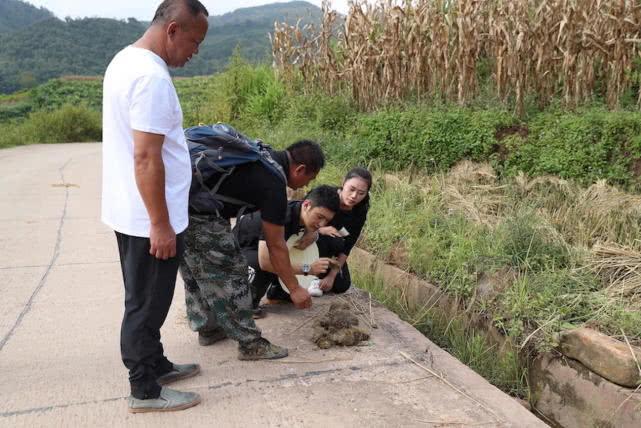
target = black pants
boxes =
[243,248,282,308]
[316,235,352,294]
[116,231,184,399]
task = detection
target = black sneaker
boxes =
[198,328,227,346]
[252,306,266,319]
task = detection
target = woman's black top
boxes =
[327,199,369,256]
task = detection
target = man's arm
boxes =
[261,220,311,309]
[133,130,175,260]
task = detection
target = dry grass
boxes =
[442,161,506,227]
[271,0,641,113]
[405,161,641,253]
[513,177,641,248]
[590,243,641,302]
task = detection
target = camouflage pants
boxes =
[180,214,261,345]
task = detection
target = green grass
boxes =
[352,269,529,398]
[356,172,641,347]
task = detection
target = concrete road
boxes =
[0,144,547,427]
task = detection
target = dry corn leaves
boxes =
[271,0,641,114]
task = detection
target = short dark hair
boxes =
[305,185,340,213]
[151,0,209,25]
[286,140,325,173]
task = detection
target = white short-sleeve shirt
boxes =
[101,46,191,237]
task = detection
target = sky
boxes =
[23,0,351,20]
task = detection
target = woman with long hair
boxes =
[315,167,372,293]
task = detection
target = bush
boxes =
[0,100,32,121]
[353,107,515,172]
[0,104,101,148]
[496,209,572,272]
[30,78,103,112]
[504,109,641,189]
[30,104,101,143]
[244,77,287,125]
[217,53,288,126]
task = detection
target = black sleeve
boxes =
[342,208,368,256]
[257,177,287,226]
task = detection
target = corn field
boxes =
[271,0,641,115]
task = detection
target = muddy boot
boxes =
[238,338,288,360]
[198,328,227,346]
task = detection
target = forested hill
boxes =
[0,0,53,34]
[0,18,146,94]
[0,1,323,94]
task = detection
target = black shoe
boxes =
[252,306,266,319]
[198,328,227,346]
[265,283,292,302]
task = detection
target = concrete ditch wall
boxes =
[349,247,641,427]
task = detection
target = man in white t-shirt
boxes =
[102,0,208,413]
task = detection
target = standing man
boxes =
[102,0,208,413]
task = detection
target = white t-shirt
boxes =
[101,46,191,238]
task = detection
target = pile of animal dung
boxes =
[312,302,370,349]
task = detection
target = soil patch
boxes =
[312,302,370,349]
[494,125,529,141]
[493,125,528,162]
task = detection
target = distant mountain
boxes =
[174,1,324,79]
[0,0,54,34]
[0,18,145,94]
[0,1,323,94]
[211,1,322,26]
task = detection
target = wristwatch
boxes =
[302,264,310,276]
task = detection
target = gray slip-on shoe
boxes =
[157,363,201,386]
[128,387,201,413]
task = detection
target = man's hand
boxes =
[290,286,312,309]
[149,221,176,260]
[310,258,333,276]
[319,226,341,238]
[293,229,318,250]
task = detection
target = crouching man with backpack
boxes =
[179,124,324,359]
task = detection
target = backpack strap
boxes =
[194,153,257,214]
